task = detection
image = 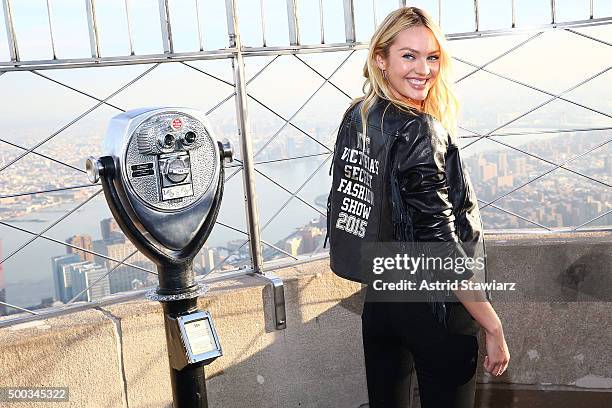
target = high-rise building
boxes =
[475,154,487,180]
[481,162,498,182]
[296,227,322,254]
[51,253,81,303]
[497,152,509,176]
[70,262,110,302]
[284,237,302,257]
[66,234,94,262]
[0,239,6,316]
[93,239,155,294]
[585,197,602,221]
[200,246,219,275]
[63,260,89,301]
[286,136,297,157]
[497,174,514,189]
[100,218,124,243]
[512,157,527,177]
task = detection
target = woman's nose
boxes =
[415,58,430,76]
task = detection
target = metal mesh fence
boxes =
[0,0,610,323]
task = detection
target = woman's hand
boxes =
[452,280,511,377]
[483,325,510,377]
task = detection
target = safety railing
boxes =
[0,0,610,324]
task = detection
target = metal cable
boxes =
[0,64,161,174]
[488,134,611,189]
[0,137,85,173]
[250,53,352,161]
[246,53,354,158]
[201,222,298,276]
[180,61,235,87]
[455,32,544,83]
[31,70,126,112]
[206,93,235,116]
[208,156,332,271]
[459,126,612,138]
[294,53,354,100]
[224,165,243,184]
[0,301,39,315]
[475,136,612,210]
[477,198,552,230]
[223,119,338,186]
[241,51,354,161]
[0,183,98,200]
[259,155,331,231]
[1,189,103,265]
[198,55,282,117]
[454,57,612,120]
[248,94,332,152]
[460,123,612,188]
[462,66,612,150]
[0,220,156,274]
[565,28,612,47]
[63,249,139,306]
[254,167,326,217]
[573,209,612,230]
[254,152,330,165]
[214,223,293,259]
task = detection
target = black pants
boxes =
[361,300,480,408]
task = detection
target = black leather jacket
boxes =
[326,97,489,324]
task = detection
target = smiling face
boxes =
[375,25,440,109]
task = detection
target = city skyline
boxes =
[1,3,610,314]
[0,124,609,313]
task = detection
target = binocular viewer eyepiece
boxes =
[88,108,232,406]
[87,107,232,255]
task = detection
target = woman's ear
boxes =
[375,54,386,71]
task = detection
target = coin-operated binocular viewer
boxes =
[86,108,233,408]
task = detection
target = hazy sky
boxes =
[1,0,610,61]
[0,1,610,305]
[0,0,610,145]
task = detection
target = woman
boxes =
[326,7,510,408]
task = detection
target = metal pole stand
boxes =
[88,108,232,408]
[147,279,213,408]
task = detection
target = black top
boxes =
[326,97,489,324]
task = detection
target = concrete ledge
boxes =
[478,231,612,391]
[100,265,367,408]
[0,309,126,407]
[0,232,610,407]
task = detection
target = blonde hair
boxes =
[356,7,459,138]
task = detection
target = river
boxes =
[1,158,331,308]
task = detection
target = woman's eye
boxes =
[402,54,415,60]
[428,55,440,61]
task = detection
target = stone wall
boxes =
[0,231,610,407]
